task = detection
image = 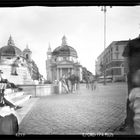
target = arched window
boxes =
[116,46,119,51]
[26,54,29,59]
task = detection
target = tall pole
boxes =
[104,6,106,51]
[101,6,107,85]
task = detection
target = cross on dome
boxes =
[7,35,15,46]
[61,35,67,46]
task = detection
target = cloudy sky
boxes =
[0,6,140,78]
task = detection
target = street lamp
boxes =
[101,6,107,85]
[101,6,112,85]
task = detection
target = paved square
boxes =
[18,83,128,134]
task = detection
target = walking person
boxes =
[93,79,97,90]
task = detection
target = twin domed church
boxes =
[0,35,82,85]
[46,36,82,82]
[0,36,40,85]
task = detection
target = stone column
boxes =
[72,68,74,75]
[60,68,62,78]
[57,68,59,80]
[58,68,60,80]
[68,68,70,74]
[70,68,72,75]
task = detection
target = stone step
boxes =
[5,91,24,100]
[11,94,32,106]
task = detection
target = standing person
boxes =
[67,73,72,93]
[89,75,94,91]
[69,74,76,93]
[93,79,97,90]
[65,73,70,93]
[75,76,80,90]
[61,75,69,94]
[85,76,90,89]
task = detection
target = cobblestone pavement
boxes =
[19,83,128,135]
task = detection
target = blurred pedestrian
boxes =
[61,75,69,94]
[129,70,140,134]
[93,79,97,90]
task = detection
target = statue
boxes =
[11,57,20,75]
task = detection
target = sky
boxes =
[0,6,140,78]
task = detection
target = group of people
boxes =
[60,73,80,94]
[85,75,97,91]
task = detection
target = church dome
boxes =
[52,36,78,58]
[0,36,22,57]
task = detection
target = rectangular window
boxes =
[115,52,119,59]
[111,53,113,60]
[113,68,121,75]
[116,46,119,51]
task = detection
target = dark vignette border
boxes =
[0,0,139,7]
[0,0,140,139]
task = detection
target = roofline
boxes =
[97,40,129,60]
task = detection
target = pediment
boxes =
[57,60,73,65]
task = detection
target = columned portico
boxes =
[46,36,82,83]
[56,65,74,80]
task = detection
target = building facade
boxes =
[46,36,82,82]
[95,40,129,82]
[0,36,41,84]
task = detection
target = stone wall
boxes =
[18,84,59,97]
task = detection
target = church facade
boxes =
[0,36,41,85]
[46,36,82,82]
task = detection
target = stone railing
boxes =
[17,84,59,97]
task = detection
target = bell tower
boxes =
[46,43,52,81]
[47,43,52,59]
[23,44,32,62]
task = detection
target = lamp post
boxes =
[101,6,112,85]
[101,6,107,85]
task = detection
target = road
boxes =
[18,83,128,134]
